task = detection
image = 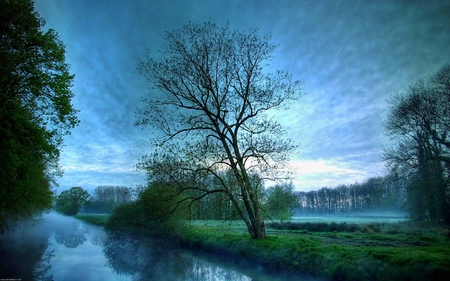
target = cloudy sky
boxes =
[34,0,450,193]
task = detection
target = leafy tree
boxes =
[0,0,79,230]
[107,181,190,235]
[136,21,302,239]
[55,187,90,216]
[383,63,450,223]
[265,182,299,222]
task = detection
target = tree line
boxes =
[295,176,406,216]
[54,186,132,215]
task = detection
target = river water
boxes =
[0,212,322,281]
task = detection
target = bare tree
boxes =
[135,22,303,238]
[383,63,450,222]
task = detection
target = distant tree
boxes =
[297,177,406,216]
[136,21,303,239]
[265,182,299,222]
[383,64,450,223]
[85,186,131,213]
[0,0,79,230]
[55,187,90,216]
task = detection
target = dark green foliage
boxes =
[0,0,79,230]
[106,182,191,236]
[106,202,148,233]
[55,187,90,216]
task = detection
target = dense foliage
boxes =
[265,182,300,221]
[106,182,191,235]
[55,187,90,216]
[383,64,450,223]
[0,0,79,230]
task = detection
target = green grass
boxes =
[75,214,110,226]
[75,214,450,280]
[179,220,450,280]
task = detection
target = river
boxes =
[0,212,323,281]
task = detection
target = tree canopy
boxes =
[55,187,90,216]
[0,0,79,230]
[136,21,303,238]
[265,182,299,222]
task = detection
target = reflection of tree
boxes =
[103,232,192,280]
[0,221,54,280]
[188,259,252,281]
[103,231,255,281]
[33,249,55,281]
[89,229,107,246]
[53,220,87,248]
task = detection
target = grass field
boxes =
[75,214,450,280]
[75,214,109,226]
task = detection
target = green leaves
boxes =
[55,187,90,216]
[265,182,299,222]
[0,0,79,230]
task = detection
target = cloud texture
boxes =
[34,0,450,192]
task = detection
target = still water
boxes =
[0,213,322,281]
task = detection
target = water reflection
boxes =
[0,218,54,280]
[43,213,128,281]
[188,258,252,281]
[103,231,252,281]
[0,213,129,281]
[1,213,322,281]
[53,219,87,248]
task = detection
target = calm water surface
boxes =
[0,213,322,281]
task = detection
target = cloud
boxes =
[290,158,385,191]
[33,0,450,193]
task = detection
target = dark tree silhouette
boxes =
[136,21,303,238]
[383,63,450,223]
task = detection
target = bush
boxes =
[106,181,191,236]
[105,203,148,232]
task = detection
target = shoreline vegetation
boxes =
[75,214,450,280]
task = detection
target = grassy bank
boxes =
[179,221,450,280]
[75,214,109,226]
[75,215,450,280]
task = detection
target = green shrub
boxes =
[106,181,191,236]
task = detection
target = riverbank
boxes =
[75,214,110,226]
[75,215,450,280]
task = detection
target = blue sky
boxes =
[34,0,450,193]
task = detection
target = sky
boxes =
[33,0,450,193]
